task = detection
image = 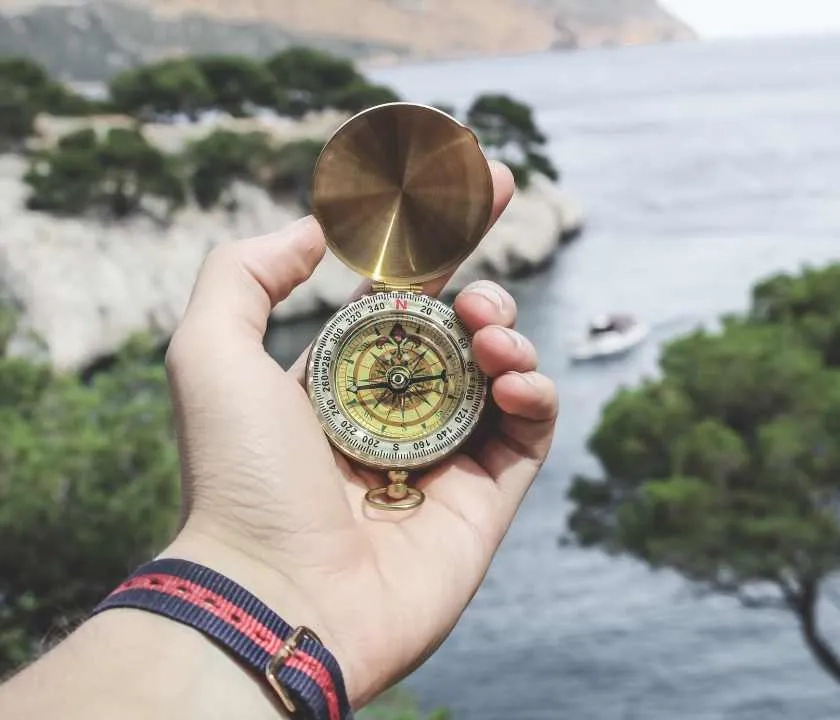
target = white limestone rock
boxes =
[0,153,583,371]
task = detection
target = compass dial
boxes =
[306,292,487,470]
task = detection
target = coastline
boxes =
[0,145,583,371]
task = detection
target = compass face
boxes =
[306,292,487,470]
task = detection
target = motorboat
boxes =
[570,313,649,362]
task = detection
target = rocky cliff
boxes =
[0,0,695,80]
[0,114,583,371]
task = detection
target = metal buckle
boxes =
[264,625,322,714]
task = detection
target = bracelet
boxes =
[92,558,352,720]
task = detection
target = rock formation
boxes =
[0,113,582,370]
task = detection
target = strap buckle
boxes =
[265,625,323,714]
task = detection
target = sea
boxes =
[267,35,840,719]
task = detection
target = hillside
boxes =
[0,0,695,80]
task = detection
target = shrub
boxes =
[466,93,559,187]
[185,129,273,209]
[109,59,213,120]
[0,57,99,117]
[25,127,185,220]
[193,55,279,117]
[0,80,37,149]
[266,46,364,117]
[265,139,324,209]
[0,311,180,674]
[330,81,400,113]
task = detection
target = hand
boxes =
[163,162,559,708]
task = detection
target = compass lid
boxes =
[311,103,493,285]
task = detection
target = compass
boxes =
[305,103,493,511]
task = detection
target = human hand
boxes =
[163,161,559,708]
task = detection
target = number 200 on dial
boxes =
[306,292,487,470]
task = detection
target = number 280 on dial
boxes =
[306,292,487,470]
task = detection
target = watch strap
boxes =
[92,558,351,720]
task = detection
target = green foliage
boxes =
[24,140,105,215]
[25,127,185,219]
[751,264,840,366]
[466,93,559,187]
[110,59,213,120]
[359,688,450,720]
[193,55,278,118]
[265,139,324,208]
[266,47,364,117]
[0,80,36,149]
[0,56,99,118]
[57,127,97,151]
[183,131,321,210]
[106,47,401,120]
[431,102,456,117]
[97,127,186,217]
[0,305,180,674]
[568,262,840,683]
[0,58,50,95]
[4,50,552,227]
[330,81,400,113]
[185,129,273,209]
[0,57,99,147]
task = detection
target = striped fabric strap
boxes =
[92,558,352,720]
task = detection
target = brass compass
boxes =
[306,103,493,510]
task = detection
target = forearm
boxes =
[0,609,289,720]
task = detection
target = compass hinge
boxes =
[370,281,424,295]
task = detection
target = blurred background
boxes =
[2,1,840,718]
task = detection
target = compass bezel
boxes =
[305,292,487,471]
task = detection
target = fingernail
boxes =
[510,371,538,386]
[463,281,505,313]
[501,326,523,349]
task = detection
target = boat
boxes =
[570,313,649,362]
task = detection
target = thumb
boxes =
[175,217,326,350]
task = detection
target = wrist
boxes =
[0,606,291,720]
[161,527,363,707]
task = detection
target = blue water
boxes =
[273,35,840,719]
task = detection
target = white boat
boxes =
[570,314,649,362]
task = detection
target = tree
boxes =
[25,127,185,220]
[431,102,456,118]
[466,93,559,188]
[193,55,278,117]
[0,308,180,674]
[109,59,213,120]
[264,139,324,209]
[568,263,840,685]
[330,81,400,114]
[97,127,185,218]
[0,58,50,95]
[0,57,99,117]
[266,46,363,117]
[0,80,37,150]
[24,130,105,214]
[185,129,273,209]
[750,264,840,367]
[0,57,99,148]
